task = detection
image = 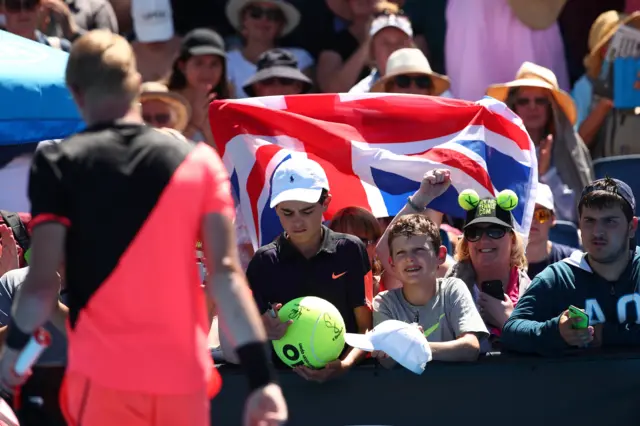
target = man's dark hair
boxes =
[387,214,441,254]
[578,177,634,222]
[318,189,329,205]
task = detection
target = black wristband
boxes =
[236,342,278,392]
[6,318,31,351]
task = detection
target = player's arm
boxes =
[6,146,67,352]
[10,224,65,338]
[201,149,277,390]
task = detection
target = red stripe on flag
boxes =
[419,147,495,195]
[246,145,284,237]
[211,95,530,154]
[282,95,371,216]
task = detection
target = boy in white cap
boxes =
[526,183,579,279]
[223,156,373,382]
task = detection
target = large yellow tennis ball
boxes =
[272,297,346,369]
[458,189,480,211]
[496,189,519,211]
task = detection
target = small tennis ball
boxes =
[458,189,480,211]
[496,190,519,211]
[272,297,346,369]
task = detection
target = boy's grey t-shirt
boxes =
[0,267,67,365]
[373,277,489,343]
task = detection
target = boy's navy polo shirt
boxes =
[246,226,371,335]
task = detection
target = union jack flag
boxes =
[210,93,538,250]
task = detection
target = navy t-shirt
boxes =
[527,243,577,280]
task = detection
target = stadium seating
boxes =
[593,155,640,241]
[549,220,581,249]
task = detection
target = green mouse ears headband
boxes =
[457,189,519,212]
[458,189,519,229]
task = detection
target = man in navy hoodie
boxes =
[502,177,639,356]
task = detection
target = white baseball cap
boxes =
[536,183,554,211]
[370,14,413,38]
[132,0,175,43]
[269,157,330,208]
[344,320,432,375]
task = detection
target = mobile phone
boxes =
[481,280,504,300]
[568,305,589,329]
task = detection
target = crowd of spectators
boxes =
[2,0,640,423]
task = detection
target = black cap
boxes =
[243,48,312,96]
[581,177,636,212]
[464,198,514,229]
[181,28,226,58]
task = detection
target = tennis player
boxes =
[0,30,287,426]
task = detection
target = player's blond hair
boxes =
[65,30,141,105]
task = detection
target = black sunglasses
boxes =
[464,226,508,242]
[514,97,549,107]
[143,113,172,126]
[246,5,285,22]
[5,0,39,11]
[393,75,432,90]
[259,77,296,86]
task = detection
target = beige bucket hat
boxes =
[140,81,191,132]
[370,48,450,95]
[507,0,567,30]
[486,61,577,125]
[226,0,301,37]
[583,10,640,79]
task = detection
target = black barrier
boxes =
[211,351,640,426]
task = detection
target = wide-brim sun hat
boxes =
[583,10,640,79]
[507,0,567,30]
[370,48,450,95]
[243,48,312,97]
[140,81,192,132]
[486,61,577,125]
[226,0,301,37]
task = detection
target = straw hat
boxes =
[370,48,450,95]
[140,81,191,132]
[507,0,567,30]
[486,61,577,125]
[226,0,301,37]
[583,11,640,79]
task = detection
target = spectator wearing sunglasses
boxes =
[445,190,530,352]
[370,47,449,95]
[526,184,579,280]
[140,81,191,133]
[225,0,313,98]
[487,62,594,223]
[3,0,71,51]
[243,49,312,97]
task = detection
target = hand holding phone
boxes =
[559,307,593,348]
[567,305,589,329]
[481,280,505,300]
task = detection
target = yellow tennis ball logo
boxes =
[496,189,519,211]
[458,189,480,211]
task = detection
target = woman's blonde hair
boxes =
[454,230,528,270]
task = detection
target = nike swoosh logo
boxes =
[332,272,347,279]
[423,313,446,338]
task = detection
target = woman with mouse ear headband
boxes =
[445,188,531,353]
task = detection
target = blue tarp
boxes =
[0,30,84,145]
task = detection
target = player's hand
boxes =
[412,169,452,208]
[0,226,19,277]
[558,310,594,347]
[262,304,293,341]
[0,346,28,394]
[243,383,288,426]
